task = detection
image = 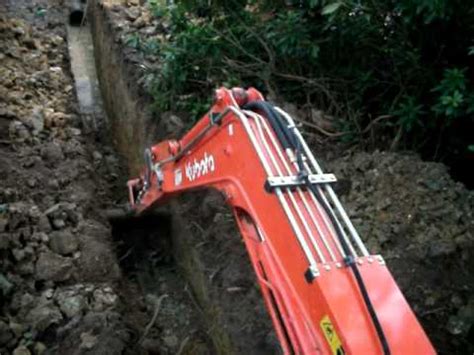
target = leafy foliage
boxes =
[432,68,472,118]
[132,0,473,168]
[394,96,424,133]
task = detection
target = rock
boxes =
[32,232,49,244]
[66,127,82,137]
[104,154,119,168]
[63,139,86,158]
[51,218,66,230]
[9,121,30,140]
[41,141,64,164]
[28,205,42,223]
[19,292,35,312]
[140,26,156,36]
[26,301,63,332]
[92,151,103,161]
[447,297,474,336]
[13,345,31,355]
[22,157,38,168]
[0,320,13,345]
[27,178,37,188]
[124,7,141,21]
[9,322,24,339]
[22,106,44,134]
[17,260,35,275]
[34,342,47,355]
[49,230,78,255]
[1,188,19,203]
[92,286,118,311]
[42,288,54,300]
[0,273,13,297]
[162,334,178,348]
[80,332,97,350]
[47,179,60,189]
[35,251,73,282]
[37,214,52,232]
[375,197,391,211]
[55,288,86,318]
[7,202,29,230]
[12,248,26,261]
[133,13,151,28]
[76,220,120,282]
[0,232,10,249]
[44,111,69,129]
[22,35,40,50]
[50,35,64,46]
[45,203,79,227]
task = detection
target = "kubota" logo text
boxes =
[185,152,215,182]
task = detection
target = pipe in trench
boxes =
[69,0,85,26]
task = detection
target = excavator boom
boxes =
[127,87,435,354]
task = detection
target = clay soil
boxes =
[0,1,211,354]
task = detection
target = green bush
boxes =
[133,0,473,165]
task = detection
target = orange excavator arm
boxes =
[127,87,435,355]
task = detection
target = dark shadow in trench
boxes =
[109,213,175,290]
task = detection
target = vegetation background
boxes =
[129,0,474,186]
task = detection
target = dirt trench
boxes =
[87,1,474,354]
[0,1,276,354]
[0,1,213,354]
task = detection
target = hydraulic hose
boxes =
[243,101,293,150]
[305,182,391,355]
[246,100,391,355]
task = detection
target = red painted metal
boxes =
[127,87,436,354]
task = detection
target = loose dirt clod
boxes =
[327,151,474,353]
[0,1,210,354]
[0,2,130,352]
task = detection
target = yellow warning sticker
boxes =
[320,315,345,355]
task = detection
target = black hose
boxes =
[306,182,391,355]
[247,101,391,355]
[243,101,293,149]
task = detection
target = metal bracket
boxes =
[210,111,223,125]
[265,173,337,192]
[153,163,164,186]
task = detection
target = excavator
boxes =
[126,87,436,354]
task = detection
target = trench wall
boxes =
[88,2,235,353]
[89,1,162,176]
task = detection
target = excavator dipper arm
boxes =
[127,87,435,355]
